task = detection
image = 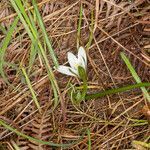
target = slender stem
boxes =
[80,76,88,101]
[78,66,88,102]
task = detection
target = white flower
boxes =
[57,46,87,77]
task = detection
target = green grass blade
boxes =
[10,0,34,40]
[0,119,80,148]
[132,140,150,149]
[32,0,59,68]
[77,3,83,49]
[28,42,38,73]
[14,0,37,38]
[21,67,41,113]
[11,0,39,73]
[120,52,150,102]
[128,118,148,126]
[0,17,19,83]
[87,129,91,150]
[0,17,18,59]
[10,0,60,108]
[37,43,59,108]
[27,8,39,73]
[23,0,39,37]
[86,10,94,49]
[85,82,150,100]
[11,141,21,150]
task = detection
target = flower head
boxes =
[57,46,87,77]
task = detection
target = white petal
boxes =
[78,46,87,69]
[70,67,79,76]
[68,52,79,69]
[57,65,77,76]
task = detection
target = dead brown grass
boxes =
[0,0,150,149]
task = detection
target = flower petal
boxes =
[78,46,87,69]
[68,52,79,69]
[69,67,79,77]
[57,65,77,76]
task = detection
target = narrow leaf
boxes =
[0,17,19,83]
[120,52,150,102]
[85,83,150,100]
[21,67,41,113]
[32,0,59,68]
[0,119,80,148]
[77,4,83,49]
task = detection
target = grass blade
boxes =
[21,67,41,113]
[11,141,21,150]
[0,17,19,83]
[28,42,38,73]
[10,0,34,40]
[10,0,60,108]
[14,0,37,38]
[120,52,150,102]
[0,119,80,148]
[32,0,59,68]
[77,3,83,49]
[86,10,94,49]
[132,140,150,149]
[87,129,91,150]
[85,82,150,100]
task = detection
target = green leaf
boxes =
[77,4,83,49]
[32,0,59,68]
[78,66,87,81]
[21,67,41,113]
[0,119,81,148]
[85,82,150,100]
[28,42,38,73]
[77,66,88,102]
[0,17,19,84]
[86,10,94,49]
[87,129,91,150]
[120,52,150,102]
[10,0,60,109]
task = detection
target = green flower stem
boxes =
[81,76,88,100]
[85,82,150,100]
[78,66,88,102]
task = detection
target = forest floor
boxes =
[0,0,150,149]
